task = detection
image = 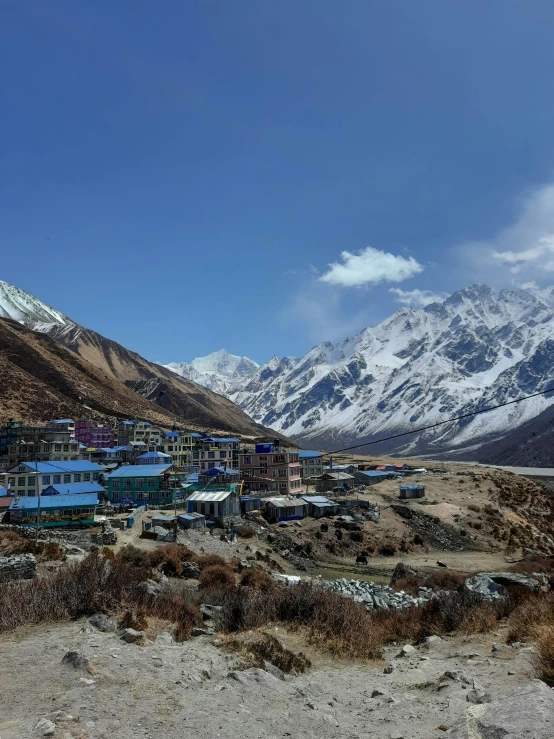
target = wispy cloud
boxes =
[461,184,554,283]
[319,246,423,287]
[389,287,449,307]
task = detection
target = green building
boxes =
[105,464,187,505]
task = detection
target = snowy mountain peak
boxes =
[0,280,74,330]
[162,349,259,395]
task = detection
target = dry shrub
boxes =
[507,593,554,643]
[349,531,363,543]
[426,570,466,592]
[236,526,256,539]
[535,625,554,685]
[510,556,554,583]
[174,601,203,641]
[115,545,151,570]
[413,534,424,546]
[102,548,115,560]
[149,543,195,577]
[393,576,421,596]
[196,554,226,570]
[250,635,311,674]
[240,568,275,592]
[378,543,397,557]
[0,532,66,562]
[458,602,498,635]
[120,609,148,630]
[468,504,481,513]
[199,564,235,589]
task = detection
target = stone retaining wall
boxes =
[0,553,37,582]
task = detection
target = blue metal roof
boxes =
[164,432,179,438]
[190,432,202,437]
[122,420,135,425]
[212,437,239,443]
[42,482,105,496]
[11,461,105,473]
[10,493,99,510]
[186,473,199,483]
[298,450,322,459]
[206,466,239,475]
[106,464,173,478]
[358,470,395,477]
[399,484,425,490]
[49,419,73,424]
[138,452,171,459]
[0,486,7,496]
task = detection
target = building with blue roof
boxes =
[298,450,323,479]
[105,464,187,505]
[137,451,171,464]
[355,470,397,486]
[42,481,105,496]
[8,493,98,527]
[4,461,105,497]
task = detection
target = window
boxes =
[278,469,287,477]
[83,473,90,481]
[92,473,99,481]
[259,456,267,461]
[18,478,25,486]
[43,445,49,452]
[124,479,132,489]
[243,456,251,465]
[135,478,144,488]
[112,479,120,489]
[63,445,69,452]
[53,475,61,484]
[208,452,215,459]
[8,478,15,488]
[193,452,199,460]
[148,478,156,487]
[27,477,36,486]
[112,491,120,501]
[55,444,62,452]
[62,474,70,484]
[74,474,81,483]
[220,451,226,458]
[279,482,287,490]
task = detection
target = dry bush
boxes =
[349,531,363,543]
[250,635,311,674]
[174,601,203,641]
[120,609,148,630]
[0,532,66,562]
[535,625,554,685]
[240,568,275,592]
[195,554,227,570]
[468,504,481,513]
[149,543,195,577]
[507,593,554,643]
[510,556,554,583]
[236,526,256,539]
[393,576,421,596]
[458,603,498,635]
[378,543,397,557]
[426,570,466,592]
[115,545,151,570]
[199,564,235,589]
[413,534,424,546]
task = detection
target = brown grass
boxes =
[506,593,554,643]
[250,635,311,674]
[235,526,256,539]
[240,568,276,592]
[536,625,554,685]
[0,531,66,562]
[149,544,195,577]
[199,564,235,589]
[378,543,397,557]
[195,554,227,570]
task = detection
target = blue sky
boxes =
[2,1,554,365]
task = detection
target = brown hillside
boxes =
[0,318,286,439]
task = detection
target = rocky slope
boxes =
[169,285,554,458]
[0,281,286,439]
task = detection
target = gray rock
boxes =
[443,670,471,685]
[200,603,223,621]
[383,665,395,674]
[192,627,215,637]
[451,680,554,738]
[465,573,504,600]
[425,635,442,645]
[61,651,90,671]
[34,718,56,736]
[88,613,118,633]
[263,660,286,680]
[400,645,416,657]
[0,553,37,582]
[138,578,163,597]
[155,631,174,645]
[181,561,200,578]
[119,628,147,644]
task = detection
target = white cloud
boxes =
[319,246,423,287]
[462,184,554,283]
[389,287,449,307]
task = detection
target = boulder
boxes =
[34,718,56,736]
[155,631,174,645]
[181,561,200,578]
[464,574,504,600]
[119,628,147,644]
[450,680,554,738]
[466,572,540,600]
[138,579,163,597]
[200,603,223,621]
[88,613,118,633]
[61,651,91,671]
[192,627,215,637]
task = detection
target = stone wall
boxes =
[0,553,37,582]
[0,524,117,548]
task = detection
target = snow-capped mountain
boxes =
[162,349,260,395]
[0,280,76,334]
[169,285,554,456]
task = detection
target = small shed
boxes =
[240,495,261,514]
[355,470,396,486]
[186,490,240,519]
[301,495,339,518]
[399,484,425,499]
[264,496,308,523]
[313,472,355,493]
[151,514,176,530]
[177,512,206,530]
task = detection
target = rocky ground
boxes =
[1,617,552,739]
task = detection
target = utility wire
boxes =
[328,385,554,455]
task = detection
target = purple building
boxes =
[75,419,114,449]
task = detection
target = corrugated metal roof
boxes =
[265,497,308,509]
[206,466,239,475]
[187,490,234,502]
[359,470,395,477]
[298,451,322,459]
[10,493,98,509]
[43,482,104,495]
[178,512,205,521]
[138,452,171,459]
[164,432,179,438]
[10,461,105,474]
[302,495,336,504]
[106,464,173,478]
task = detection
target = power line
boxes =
[328,384,554,456]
